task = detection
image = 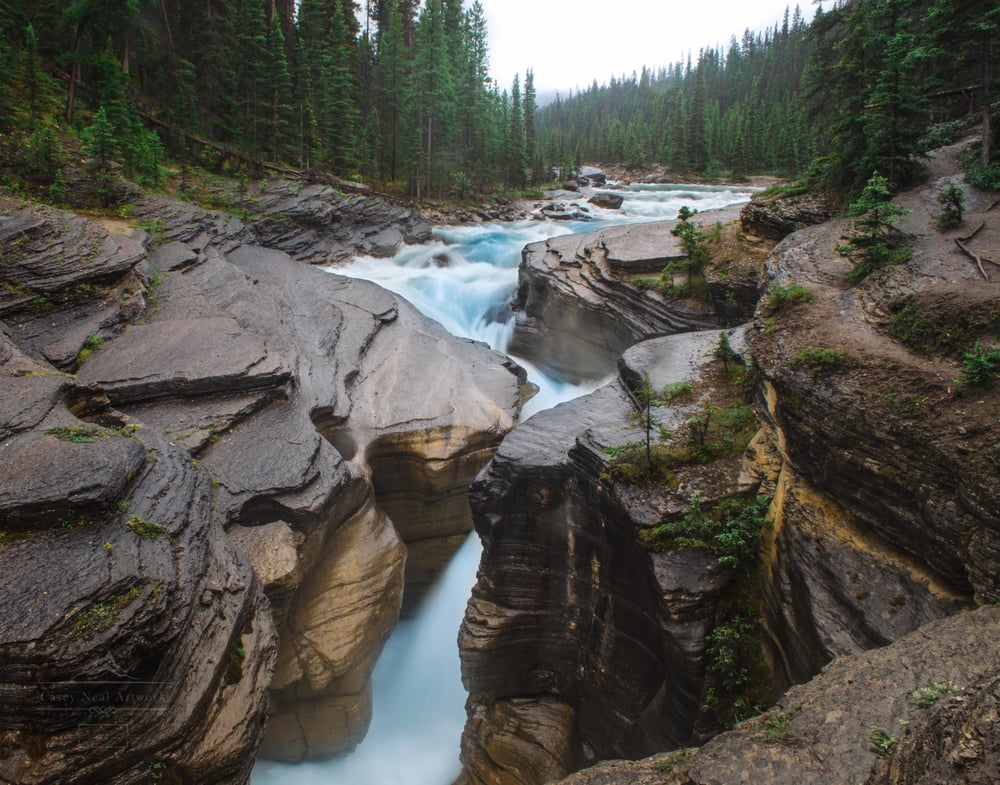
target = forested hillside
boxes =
[539,0,999,198]
[0,0,997,203]
[0,0,539,198]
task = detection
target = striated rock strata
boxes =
[0,189,527,775]
[554,606,1000,785]
[747,149,999,689]
[508,205,755,383]
[459,328,756,785]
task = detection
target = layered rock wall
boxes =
[0,190,527,775]
[459,329,754,785]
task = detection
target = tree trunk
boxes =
[984,32,993,169]
[65,27,84,123]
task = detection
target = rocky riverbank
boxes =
[456,141,1000,785]
[0,184,528,781]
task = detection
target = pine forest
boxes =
[0,0,997,204]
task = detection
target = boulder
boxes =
[588,192,624,210]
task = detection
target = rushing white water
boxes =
[251,182,753,785]
[252,534,481,785]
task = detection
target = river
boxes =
[251,182,754,785]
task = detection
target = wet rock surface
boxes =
[555,607,1000,785]
[459,329,755,785]
[460,143,999,785]
[508,206,751,383]
[0,187,526,777]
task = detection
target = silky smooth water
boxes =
[251,183,753,785]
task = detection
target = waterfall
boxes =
[251,183,754,785]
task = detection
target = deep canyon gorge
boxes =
[2,144,1000,785]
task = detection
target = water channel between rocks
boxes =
[251,183,754,785]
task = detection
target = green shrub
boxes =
[645,493,771,573]
[960,341,1000,385]
[125,515,164,540]
[935,181,965,230]
[908,682,958,711]
[762,282,813,315]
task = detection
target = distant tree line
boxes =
[0,1,996,200]
[537,1,999,198]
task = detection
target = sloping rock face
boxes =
[508,206,753,383]
[0,191,527,773]
[554,606,1000,785]
[747,151,999,689]
[130,177,432,266]
[458,329,756,785]
[739,190,833,242]
[0,333,276,785]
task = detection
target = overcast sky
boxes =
[477,1,815,97]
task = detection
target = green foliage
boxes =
[789,347,859,374]
[646,492,771,573]
[962,146,1000,191]
[887,296,991,358]
[225,643,247,685]
[703,608,772,728]
[935,182,965,230]
[762,282,813,315]
[48,168,68,205]
[711,331,740,373]
[44,424,105,443]
[671,206,711,284]
[75,332,103,365]
[837,172,913,282]
[868,725,899,757]
[908,682,958,711]
[662,382,694,401]
[960,342,1000,386]
[125,515,165,541]
[752,705,803,743]
[75,603,115,637]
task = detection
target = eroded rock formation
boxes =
[508,205,755,383]
[0,185,527,778]
[554,606,1000,785]
[458,328,757,785]
[460,144,999,785]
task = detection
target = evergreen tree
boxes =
[506,73,526,187]
[410,0,456,195]
[523,68,538,183]
[928,0,999,168]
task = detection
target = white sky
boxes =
[477,1,815,97]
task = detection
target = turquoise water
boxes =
[251,183,753,785]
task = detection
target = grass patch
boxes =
[750,704,803,743]
[762,282,813,315]
[789,347,859,374]
[125,515,165,540]
[908,681,958,711]
[75,332,103,366]
[44,422,139,443]
[75,603,115,637]
[45,424,105,443]
[887,296,994,358]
